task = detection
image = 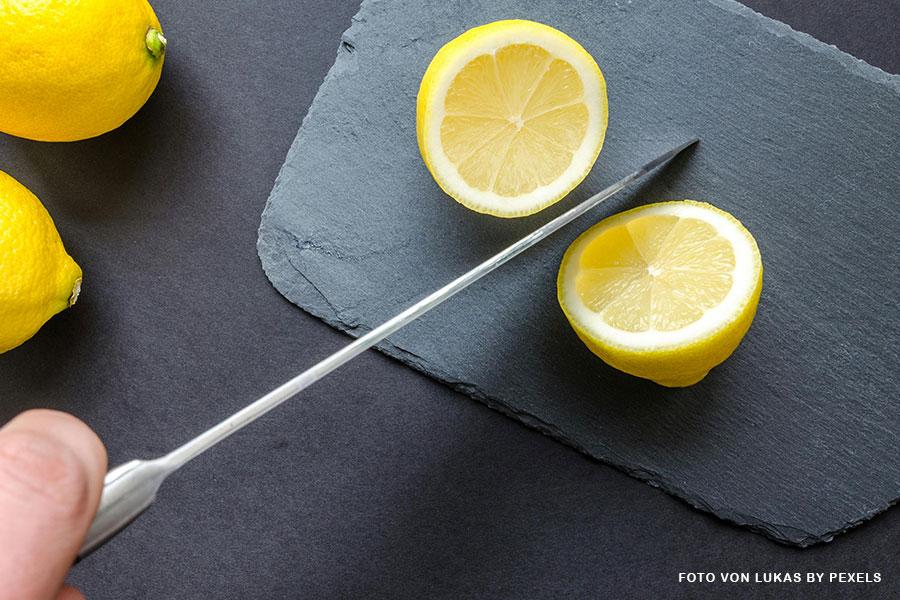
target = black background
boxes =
[0,1,897,598]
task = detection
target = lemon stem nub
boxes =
[145,27,167,59]
[68,278,82,308]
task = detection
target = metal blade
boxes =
[77,137,698,561]
[165,137,699,468]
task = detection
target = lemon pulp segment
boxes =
[576,215,736,332]
[441,44,590,197]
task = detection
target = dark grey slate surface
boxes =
[258,0,900,546]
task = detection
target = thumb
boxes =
[0,410,107,600]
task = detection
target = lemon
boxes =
[0,0,166,142]
[417,20,608,217]
[0,171,82,353]
[558,201,763,387]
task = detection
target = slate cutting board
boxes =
[257,0,900,546]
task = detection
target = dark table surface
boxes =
[0,1,898,598]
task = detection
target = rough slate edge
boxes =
[257,0,900,547]
[713,0,899,92]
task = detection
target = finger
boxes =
[0,410,106,600]
[55,586,86,600]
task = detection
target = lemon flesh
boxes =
[558,201,763,387]
[0,171,82,353]
[0,0,165,142]
[417,20,608,217]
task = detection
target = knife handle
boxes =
[76,458,172,562]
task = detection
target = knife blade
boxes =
[77,137,699,561]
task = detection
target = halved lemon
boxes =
[417,20,608,217]
[558,201,763,387]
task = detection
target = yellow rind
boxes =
[557,200,763,387]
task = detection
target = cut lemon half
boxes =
[558,201,763,387]
[417,20,608,217]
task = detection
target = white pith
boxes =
[560,202,761,351]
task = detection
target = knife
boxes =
[76,137,699,561]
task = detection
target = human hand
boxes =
[0,410,107,600]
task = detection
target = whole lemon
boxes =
[0,0,166,142]
[0,171,82,353]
